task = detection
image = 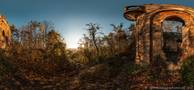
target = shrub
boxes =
[0,49,13,80]
[181,55,194,86]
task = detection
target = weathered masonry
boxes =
[124,4,194,66]
[0,16,11,48]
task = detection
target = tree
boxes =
[10,25,19,42]
[46,30,66,56]
[110,23,129,55]
[85,23,102,55]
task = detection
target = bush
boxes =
[181,55,194,86]
[0,49,13,80]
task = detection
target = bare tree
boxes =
[110,23,128,55]
[85,23,102,54]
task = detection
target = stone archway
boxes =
[124,4,194,66]
[162,16,184,63]
[151,11,194,64]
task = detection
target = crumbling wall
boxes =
[124,4,194,67]
[0,16,11,48]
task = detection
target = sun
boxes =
[65,34,81,49]
[67,42,79,49]
[63,21,86,49]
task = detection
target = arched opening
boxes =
[162,16,184,63]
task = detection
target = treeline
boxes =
[69,23,135,64]
[1,21,135,77]
[0,20,194,89]
[4,21,70,77]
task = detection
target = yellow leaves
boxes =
[54,48,62,56]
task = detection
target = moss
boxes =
[181,55,194,86]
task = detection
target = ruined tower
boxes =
[124,4,194,66]
[0,16,11,48]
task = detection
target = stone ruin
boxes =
[0,16,11,48]
[124,4,194,68]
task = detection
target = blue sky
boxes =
[0,0,194,48]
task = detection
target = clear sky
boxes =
[0,0,194,48]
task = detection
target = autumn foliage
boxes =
[0,21,193,89]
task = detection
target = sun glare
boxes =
[66,34,80,49]
[67,42,79,49]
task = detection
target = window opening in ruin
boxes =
[162,16,184,63]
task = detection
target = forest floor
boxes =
[0,56,187,90]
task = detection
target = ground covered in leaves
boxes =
[0,53,190,90]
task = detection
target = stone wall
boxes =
[0,16,11,48]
